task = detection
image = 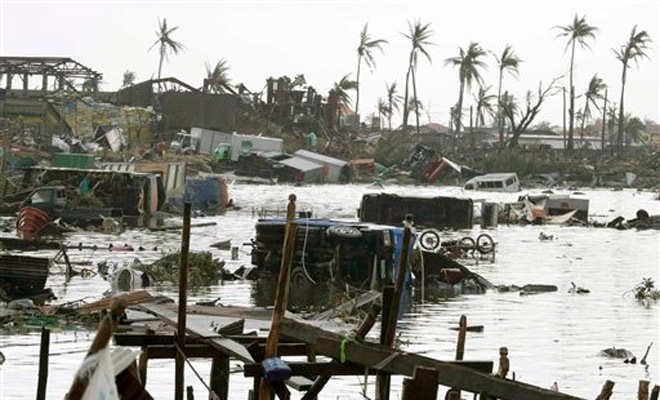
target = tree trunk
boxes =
[402,58,413,128]
[412,68,420,137]
[601,89,607,155]
[497,68,504,146]
[158,46,164,81]
[567,41,576,151]
[580,96,589,153]
[455,79,465,138]
[355,56,362,120]
[617,61,628,157]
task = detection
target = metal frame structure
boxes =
[0,56,102,93]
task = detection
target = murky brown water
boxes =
[0,184,658,399]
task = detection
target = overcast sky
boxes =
[1,0,658,128]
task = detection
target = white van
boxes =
[464,173,520,192]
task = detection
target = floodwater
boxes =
[0,183,658,399]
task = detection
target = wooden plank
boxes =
[80,290,153,314]
[139,303,254,363]
[279,318,584,400]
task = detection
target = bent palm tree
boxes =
[150,18,185,82]
[579,74,606,145]
[493,44,522,144]
[622,115,647,148]
[555,14,597,150]
[385,82,402,130]
[204,58,231,93]
[333,74,358,108]
[473,85,497,127]
[445,42,488,137]
[355,23,388,120]
[402,19,434,133]
[614,26,652,156]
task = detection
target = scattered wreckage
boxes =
[249,216,493,292]
[0,254,54,304]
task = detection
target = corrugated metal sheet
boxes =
[102,162,186,196]
[294,149,347,168]
[278,156,323,173]
[0,254,49,292]
[293,150,347,182]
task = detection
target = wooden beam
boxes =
[402,367,438,400]
[243,360,492,378]
[279,318,585,400]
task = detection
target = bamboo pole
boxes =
[175,202,192,400]
[258,194,297,400]
[36,327,50,400]
[65,300,127,400]
[376,226,412,400]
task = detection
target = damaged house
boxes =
[0,56,101,147]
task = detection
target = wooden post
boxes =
[451,315,467,399]
[650,385,659,400]
[595,380,615,400]
[455,315,467,360]
[138,328,154,386]
[639,380,650,400]
[175,202,192,400]
[259,194,297,400]
[401,366,438,400]
[186,385,194,400]
[210,355,230,400]
[65,300,126,400]
[376,227,412,400]
[36,327,50,400]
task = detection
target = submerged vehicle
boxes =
[250,218,412,288]
[358,193,474,229]
[464,173,520,192]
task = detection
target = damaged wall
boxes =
[160,92,238,134]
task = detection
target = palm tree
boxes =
[407,97,424,123]
[204,58,231,93]
[402,19,434,133]
[149,18,185,81]
[445,42,488,137]
[121,70,137,89]
[614,26,652,155]
[579,74,606,145]
[555,14,598,151]
[355,23,388,120]
[473,85,497,127]
[377,98,389,130]
[622,115,647,148]
[333,74,359,108]
[493,44,522,144]
[385,82,402,130]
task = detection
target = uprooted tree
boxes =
[501,76,562,148]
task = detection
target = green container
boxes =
[53,153,97,169]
